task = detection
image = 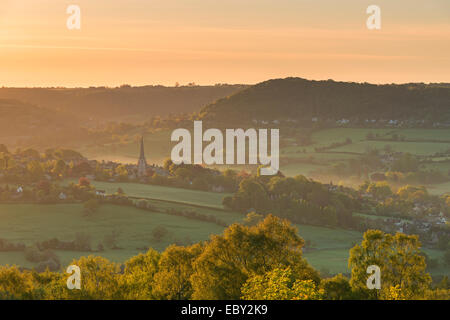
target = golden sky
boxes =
[0,0,449,87]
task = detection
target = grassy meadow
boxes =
[64,179,230,210]
[279,128,450,194]
[428,182,450,196]
[0,202,362,274]
[0,203,231,268]
[0,201,447,277]
[331,141,449,155]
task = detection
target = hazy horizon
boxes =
[1,0,449,87]
[2,76,450,90]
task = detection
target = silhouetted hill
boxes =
[0,85,248,122]
[199,78,450,124]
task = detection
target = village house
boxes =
[326,182,338,192]
[388,120,399,126]
[150,165,170,177]
[96,190,106,197]
[211,185,225,193]
[336,119,350,125]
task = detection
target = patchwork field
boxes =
[330,141,449,156]
[311,128,450,145]
[145,199,243,225]
[65,179,230,210]
[0,203,232,267]
[0,203,447,277]
[278,128,450,195]
[428,182,450,196]
[284,128,450,157]
[295,224,362,249]
[304,248,352,275]
[424,161,450,173]
[279,163,326,177]
[81,127,449,163]
[311,128,393,146]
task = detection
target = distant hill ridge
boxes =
[198,78,450,124]
[0,85,248,122]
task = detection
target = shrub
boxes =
[151,226,169,242]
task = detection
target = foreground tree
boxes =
[241,267,324,300]
[349,230,431,300]
[320,273,354,300]
[67,256,121,299]
[0,266,34,299]
[190,215,319,299]
[153,243,203,300]
[119,249,160,299]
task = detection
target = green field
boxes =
[295,224,364,275]
[304,248,352,275]
[0,202,447,277]
[424,161,450,173]
[82,127,449,165]
[145,198,244,225]
[0,203,363,274]
[295,224,362,249]
[311,128,450,145]
[279,163,325,177]
[331,140,449,156]
[384,129,450,141]
[0,203,230,267]
[283,128,450,157]
[277,128,450,195]
[312,128,392,146]
[428,182,450,196]
[65,179,230,210]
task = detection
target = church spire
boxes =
[137,136,147,177]
[139,136,145,160]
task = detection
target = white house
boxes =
[388,120,399,126]
[96,190,106,197]
[337,119,350,125]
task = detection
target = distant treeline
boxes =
[0,84,247,122]
[199,77,450,124]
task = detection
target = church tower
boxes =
[137,136,147,177]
